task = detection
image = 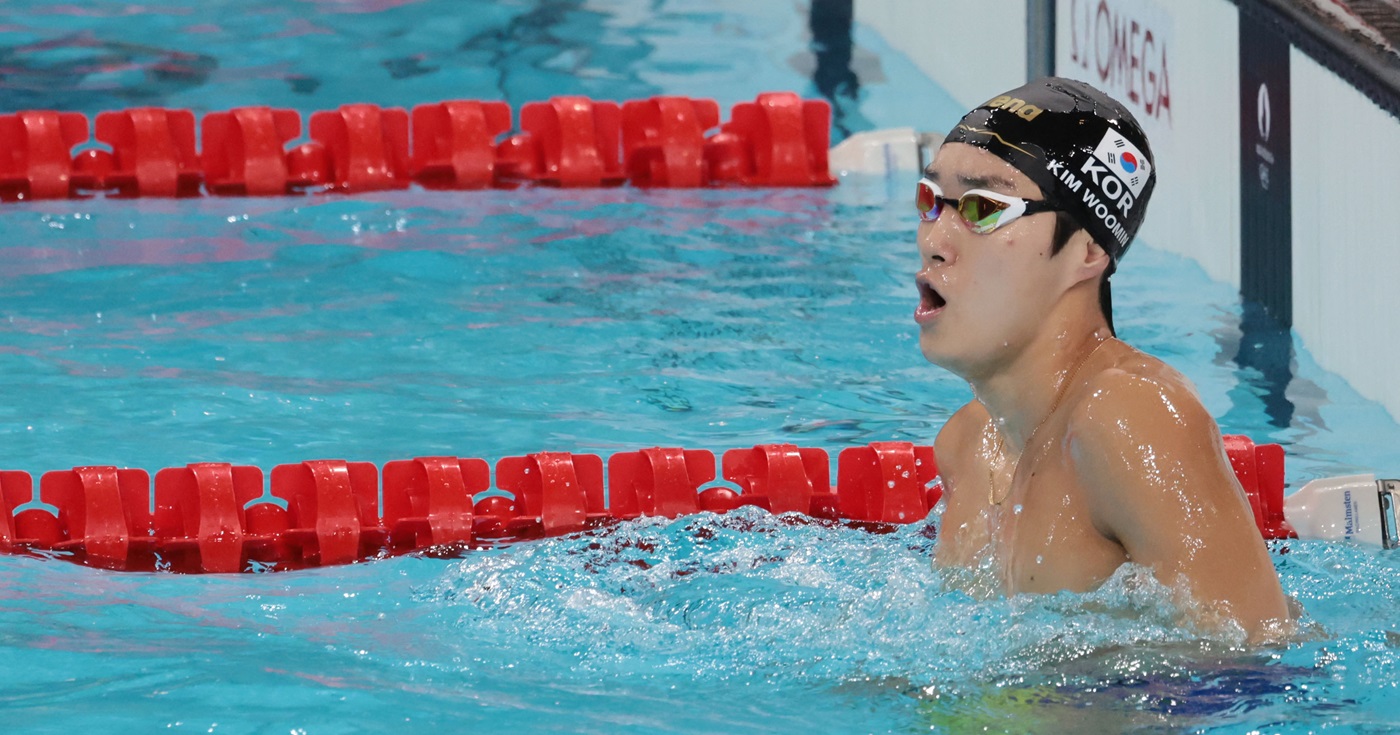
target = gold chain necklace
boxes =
[987,337,1112,506]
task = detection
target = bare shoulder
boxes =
[1064,342,1236,532]
[934,399,989,470]
[1068,345,1219,454]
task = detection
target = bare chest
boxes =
[937,448,1127,594]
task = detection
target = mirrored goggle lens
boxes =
[959,194,1012,234]
[915,179,940,221]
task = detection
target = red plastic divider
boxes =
[1222,434,1296,539]
[1223,434,1268,533]
[496,452,606,535]
[93,108,203,197]
[411,101,512,189]
[608,447,716,519]
[471,493,519,538]
[39,467,152,568]
[4,471,62,549]
[201,107,302,196]
[621,96,720,188]
[240,497,292,565]
[508,97,626,187]
[271,460,380,566]
[1252,440,1296,539]
[709,92,836,187]
[153,463,263,572]
[722,444,835,517]
[0,471,30,552]
[837,442,940,523]
[381,457,488,549]
[0,111,89,201]
[308,104,411,192]
[697,485,743,513]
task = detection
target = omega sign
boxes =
[1065,0,1173,128]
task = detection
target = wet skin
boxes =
[919,143,1291,643]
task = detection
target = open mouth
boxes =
[916,278,946,323]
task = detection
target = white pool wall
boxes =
[1291,49,1400,419]
[853,0,1027,113]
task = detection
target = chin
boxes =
[919,330,961,372]
[919,327,993,380]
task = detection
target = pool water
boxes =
[2,2,1400,733]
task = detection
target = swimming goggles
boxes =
[915,177,1060,234]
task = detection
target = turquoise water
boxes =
[3,2,1400,733]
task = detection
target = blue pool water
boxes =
[3,2,1400,733]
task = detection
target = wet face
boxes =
[915,143,1079,378]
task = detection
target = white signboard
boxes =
[1060,0,1175,134]
[1055,0,1242,290]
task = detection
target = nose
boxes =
[916,216,956,266]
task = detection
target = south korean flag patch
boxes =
[1092,128,1152,197]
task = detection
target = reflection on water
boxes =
[808,0,867,140]
[1214,297,1332,445]
[0,33,216,111]
[915,646,1329,734]
[1226,302,1305,430]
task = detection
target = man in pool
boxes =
[916,78,1292,643]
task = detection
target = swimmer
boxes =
[917,78,1292,643]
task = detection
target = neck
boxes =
[968,316,1113,454]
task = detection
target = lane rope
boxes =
[0,436,1308,573]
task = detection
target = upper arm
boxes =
[1069,371,1290,641]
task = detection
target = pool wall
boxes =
[854,0,1400,422]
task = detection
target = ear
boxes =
[1064,229,1112,287]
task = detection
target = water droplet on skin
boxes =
[1036,555,1044,565]
[1013,504,1023,514]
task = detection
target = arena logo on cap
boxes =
[1091,128,1152,197]
[983,95,1045,121]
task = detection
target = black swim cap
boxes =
[941,77,1156,264]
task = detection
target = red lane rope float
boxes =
[0,437,1292,574]
[1224,435,1293,539]
[622,97,720,188]
[95,108,204,197]
[202,107,303,196]
[411,101,512,190]
[0,111,88,200]
[0,92,835,202]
